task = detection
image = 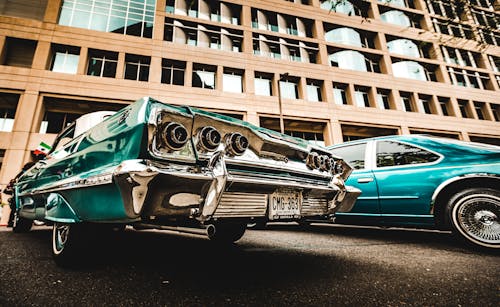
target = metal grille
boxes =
[214,192,268,217]
[301,198,328,216]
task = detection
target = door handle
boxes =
[357,177,374,183]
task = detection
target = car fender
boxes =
[45,193,81,223]
[431,173,500,209]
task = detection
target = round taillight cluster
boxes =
[160,122,189,150]
[225,132,249,156]
[306,152,339,174]
[197,126,222,152]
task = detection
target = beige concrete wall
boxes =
[0,0,499,187]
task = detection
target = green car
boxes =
[12,97,359,265]
[329,135,500,249]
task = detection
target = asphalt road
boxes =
[0,224,498,306]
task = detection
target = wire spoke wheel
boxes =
[452,192,500,248]
[53,223,71,255]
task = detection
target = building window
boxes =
[320,0,364,17]
[58,0,155,38]
[471,8,499,28]
[279,78,299,99]
[223,68,243,93]
[354,86,370,107]
[50,45,80,74]
[458,100,473,119]
[341,124,399,142]
[161,59,186,85]
[380,10,412,27]
[124,54,150,81]
[491,104,499,121]
[426,0,460,19]
[39,112,81,134]
[478,28,500,46]
[254,72,273,96]
[164,18,243,52]
[387,39,421,58]
[306,79,323,102]
[324,26,376,49]
[442,46,480,68]
[392,61,428,81]
[260,117,326,146]
[329,50,367,71]
[432,18,474,39]
[417,95,434,114]
[192,63,216,89]
[376,89,391,110]
[87,49,118,78]
[438,97,452,116]
[448,68,490,89]
[2,37,37,68]
[400,92,415,112]
[252,33,318,63]
[333,82,348,105]
[251,8,312,37]
[488,55,500,72]
[0,93,19,132]
[474,102,489,120]
[0,148,5,171]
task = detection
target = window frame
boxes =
[372,140,443,170]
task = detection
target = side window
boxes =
[330,143,366,170]
[376,141,439,167]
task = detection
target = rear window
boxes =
[330,143,366,169]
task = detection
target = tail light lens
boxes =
[197,126,221,152]
[160,122,188,151]
[225,133,248,156]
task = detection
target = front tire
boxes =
[12,211,32,233]
[52,223,88,267]
[446,188,500,249]
[207,222,247,244]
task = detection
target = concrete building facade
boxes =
[0,0,499,191]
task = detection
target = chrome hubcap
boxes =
[53,224,70,254]
[456,195,500,244]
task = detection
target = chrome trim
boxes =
[431,173,500,204]
[201,151,228,220]
[228,172,335,192]
[19,173,114,197]
[214,192,268,218]
[301,198,329,216]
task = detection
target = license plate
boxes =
[268,190,302,220]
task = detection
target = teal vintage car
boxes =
[328,135,500,249]
[12,97,359,265]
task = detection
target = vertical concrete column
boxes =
[0,36,6,64]
[323,80,333,104]
[245,111,260,126]
[245,69,255,95]
[77,47,88,75]
[449,97,462,118]
[298,77,307,100]
[44,0,63,23]
[400,125,410,135]
[460,131,470,141]
[368,0,381,19]
[345,83,356,106]
[153,0,166,41]
[484,103,496,122]
[149,56,162,83]
[368,86,378,108]
[31,41,51,70]
[310,0,320,8]
[216,65,223,91]
[468,100,479,120]
[329,120,344,144]
[412,92,423,113]
[241,5,253,54]
[375,33,393,75]
[488,73,500,91]
[184,61,193,86]
[116,52,126,79]
[313,20,329,66]
[323,121,333,146]
[390,90,403,111]
[431,95,443,116]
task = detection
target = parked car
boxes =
[12,97,360,266]
[328,135,500,249]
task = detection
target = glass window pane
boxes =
[223,74,243,93]
[255,78,272,96]
[376,141,439,167]
[330,143,366,169]
[279,81,298,99]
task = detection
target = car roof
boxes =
[328,134,500,154]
